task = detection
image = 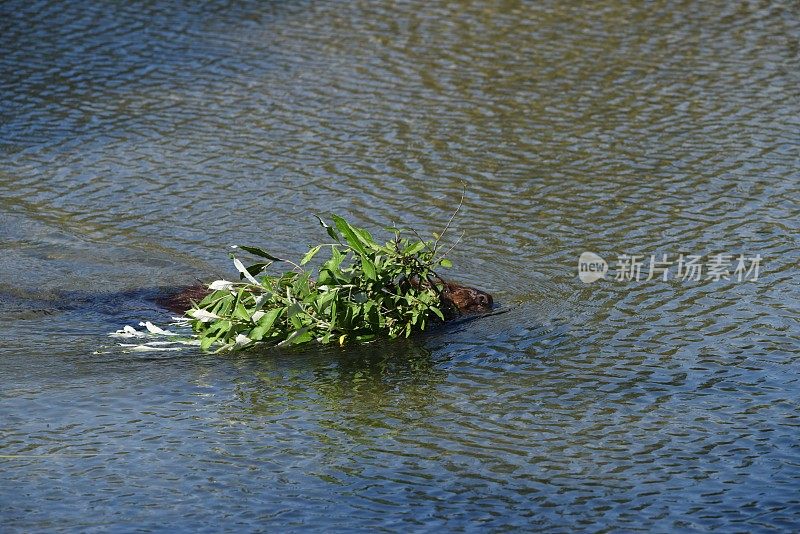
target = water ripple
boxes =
[2,0,799,531]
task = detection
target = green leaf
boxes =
[245,262,270,278]
[317,269,334,286]
[353,226,380,251]
[279,326,312,346]
[287,303,306,329]
[200,320,231,350]
[201,334,217,351]
[236,245,284,262]
[210,294,234,316]
[294,272,312,297]
[233,300,250,321]
[316,215,341,243]
[439,258,453,268]
[361,257,376,280]
[330,299,338,328]
[300,245,322,265]
[234,258,260,285]
[363,301,380,327]
[331,215,369,256]
[404,241,426,255]
[249,308,282,341]
[198,290,229,308]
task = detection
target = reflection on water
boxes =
[1,0,799,530]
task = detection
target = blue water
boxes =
[2,0,799,531]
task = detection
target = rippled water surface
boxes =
[2,0,799,531]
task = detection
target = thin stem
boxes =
[434,230,465,264]
[432,184,465,257]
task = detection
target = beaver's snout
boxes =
[443,283,494,314]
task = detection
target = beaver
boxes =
[157,280,493,319]
[439,280,493,315]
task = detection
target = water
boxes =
[2,0,799,531]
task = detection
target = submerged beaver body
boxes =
[157,280,493,320]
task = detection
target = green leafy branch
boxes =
[187,214,458,352]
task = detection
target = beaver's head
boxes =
[442,282,493,315]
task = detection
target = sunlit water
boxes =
[2,0,799,531]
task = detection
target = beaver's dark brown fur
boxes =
[441,281,493,315]
[157,281,493,319]
[156,284,212,314]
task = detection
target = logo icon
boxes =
[578,252,607,283]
